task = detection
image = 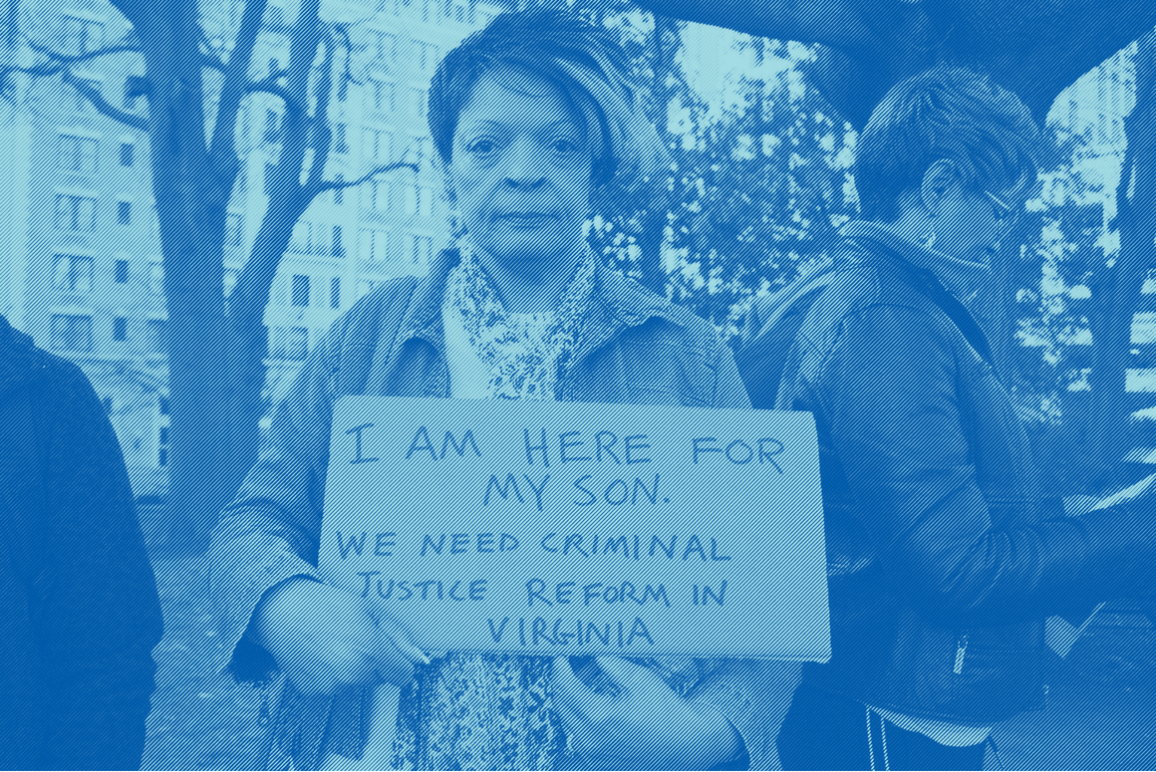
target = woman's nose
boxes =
[503,138,546,189]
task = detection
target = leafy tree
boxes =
[634,0,1156,477]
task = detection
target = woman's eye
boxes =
[466,138,498,155]
[550,138,581,155]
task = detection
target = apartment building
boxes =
[0,0,507,495]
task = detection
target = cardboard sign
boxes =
[319,396,830,661]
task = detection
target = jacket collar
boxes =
[841,219,992,302]
[395,247,686,348]
[836,223,998,370]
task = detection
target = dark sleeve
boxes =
[35,361,164,770]
[816,304,1156,627]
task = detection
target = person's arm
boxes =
[209,284,424,690]
[36,361,164,771]
[816,304,1156,627]
[208,318,338,683]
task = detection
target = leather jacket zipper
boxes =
[953,634,970,674]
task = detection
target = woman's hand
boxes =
[253,577,428,696]
[551,656,743,770]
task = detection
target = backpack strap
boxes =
[737,270,834,410]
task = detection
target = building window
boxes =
[412,135,433,163]
[119,142,134,167]
[114,258,129,284]
[54,194,97,232]
[357,280,381,298]
[330,276,341,309]
[291,274,310,307]
[147,319,167,354]
[332,225,344,256]
[416,42,439,73]
[148,261,164,294]
[362,127,392,161]
[62,16,103,56]
[117,200,132,225]
[335,123,348,154]
[368,79,395,113]
[368,178,390,212]
[292,220,325,254]
[57,134,98,173]
[413,184,434,218]
[358,228,389,262]
[371,31,396,63]
[113,316,127,341]
[50,313,93,351]
[408,87,426,119]
[53,254,94,293]
[409,234,434,264]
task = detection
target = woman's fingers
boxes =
[368,613,428,686]
[371,608,430,665]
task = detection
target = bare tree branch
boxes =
[210,0,270,176]
[25,37,142,65]
[305,32,336,193]
[245,73,302,111]
[315,160,419,192]
[62,68,148,130]
[200,51,301,112]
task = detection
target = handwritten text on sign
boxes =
[319,397,830,660]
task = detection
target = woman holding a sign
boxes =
[768,67,1156,770]
[210,10,777,771]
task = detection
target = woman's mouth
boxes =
[496,212,556,228]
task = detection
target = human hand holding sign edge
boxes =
[253,577,429,696]
[551,655,745,770]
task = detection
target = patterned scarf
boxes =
[446,239,596,401]
[374,243,718,770]
[380,241,598,770]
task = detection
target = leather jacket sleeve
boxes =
[814,303,1156,628]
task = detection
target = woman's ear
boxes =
[919,159,959,217]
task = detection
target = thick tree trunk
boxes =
[1088,32,1156,475]
[134,7,235,550]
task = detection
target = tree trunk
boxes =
[1088,31,1156,476]
[130,4,236,551]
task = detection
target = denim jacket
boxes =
[776,228,1156,725]
[209,249,787,769]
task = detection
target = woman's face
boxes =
[920,163,1020,264]
[449,66,594,270]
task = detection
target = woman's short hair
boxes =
[427,9,668,190]
[855,66,1041,221]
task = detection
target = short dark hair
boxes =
[855,66,1041,221]
[427,9,666,189]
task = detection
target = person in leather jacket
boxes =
[768,66,1156,770]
